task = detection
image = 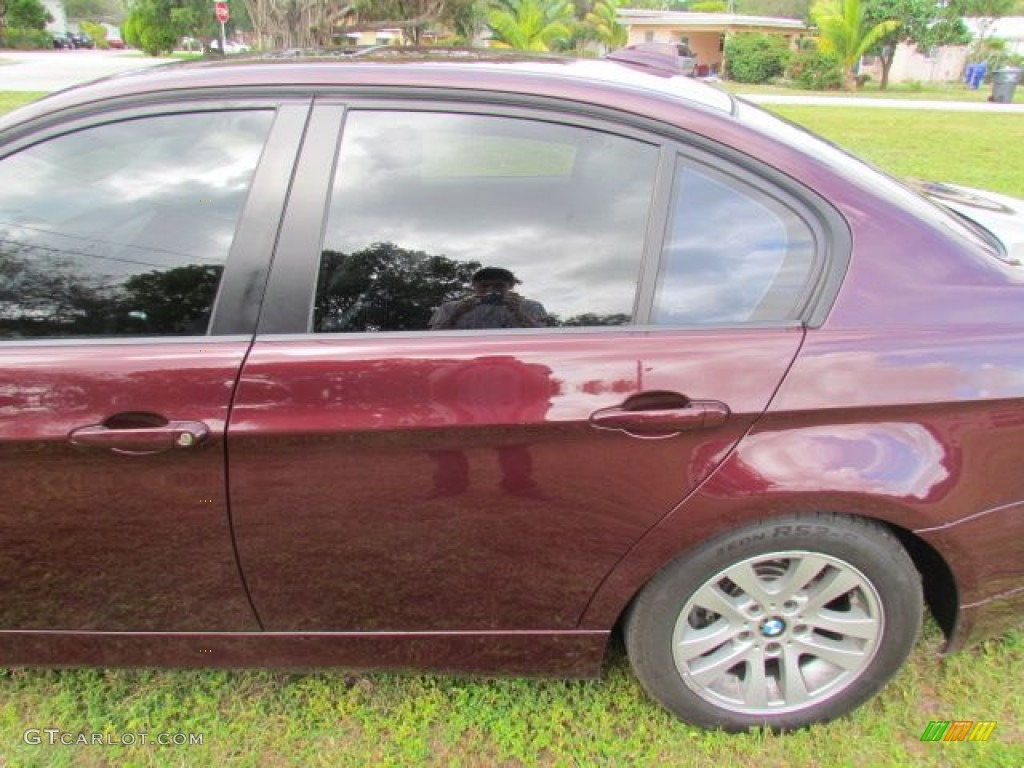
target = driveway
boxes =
[0,49,169,92]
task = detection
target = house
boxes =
[965,16,1024,55]
[860,17,1024,85]
[617,10,807,75]
[859,44,968,85]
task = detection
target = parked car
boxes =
[67,32,94,49]
[51,33,73,49]
[0,46,1022,733]
[206,39,252,54]
[105,36,125,49]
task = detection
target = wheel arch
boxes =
[588,505,960,650]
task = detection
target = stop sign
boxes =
[215,1,229,22]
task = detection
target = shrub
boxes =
[80,20,109,49]
[122,6,178,56]
[786,47,844,91]
[723,33,792,84]
[0,27,52,49]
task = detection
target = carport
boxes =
[618,10,807,76]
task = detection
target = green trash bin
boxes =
[991,67,1021,103]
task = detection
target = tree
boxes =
[354,0,445,44]
[441,0,487,43]
[236,0,348,49]
[487,0,574,52]
[811,0,899,89]
[6,0,52,29]
[315,243,479,333]
[120,265,222,334]
[735,0,811,15]
[64,0,125,23]
[583,0,626,53]
[863,0,969,89]
[123,0,186,55]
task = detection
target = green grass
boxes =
[0,92,47,116]
[0,88,1022,764]
[767,106,1024,198]
[723,80,1024,104]
[1,625,1022,766]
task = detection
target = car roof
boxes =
[0,48,736,132]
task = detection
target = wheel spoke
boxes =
[774,555,830,600]
[779,645,811,706]
[676,621,740,661]
[687,641,750,687]
[794,634,868,671]
[740,650,769,709]
[689,583,748,626]
[802,568,861,614]
[722,561,776,606]
[805,606,879,641]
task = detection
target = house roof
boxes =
[617,10,806,31]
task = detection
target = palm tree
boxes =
[583,0,627,53]
[811,0,899,90]
[488,0,575,52]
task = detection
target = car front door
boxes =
[228,103,826,632]
[0,102,307,631]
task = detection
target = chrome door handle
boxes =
[590,391,729,438]
[69,420,210,455]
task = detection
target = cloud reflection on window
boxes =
[322,111,658,326]
[654,160,816,325]
[0,111,272,338]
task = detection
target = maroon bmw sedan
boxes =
[0,46,1022,732]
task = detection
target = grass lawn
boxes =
[723,80,1024,104]
[767,106,1024,199]
[0,92,47,115]
[1,625,1022,766]
[0,89,1023,764]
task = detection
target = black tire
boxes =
[624,512,923,731]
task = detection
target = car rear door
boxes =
[227,101,828,632]
[0,99,309,631]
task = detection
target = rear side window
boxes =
[653,158,817,325]
[0,111,273,339]
[314,111,659,332]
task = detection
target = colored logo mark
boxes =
[920,720,996,742]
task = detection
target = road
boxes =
[0,49,170,92]
[2,49,1023,113]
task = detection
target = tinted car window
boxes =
[0,111,273,339]
[315,111,658,332]
[653,158,817,325]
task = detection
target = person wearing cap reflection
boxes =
[429,267,548,330]
[426,269,553,498]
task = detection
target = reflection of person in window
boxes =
[426,355,556,499]
[429,267,548,330]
